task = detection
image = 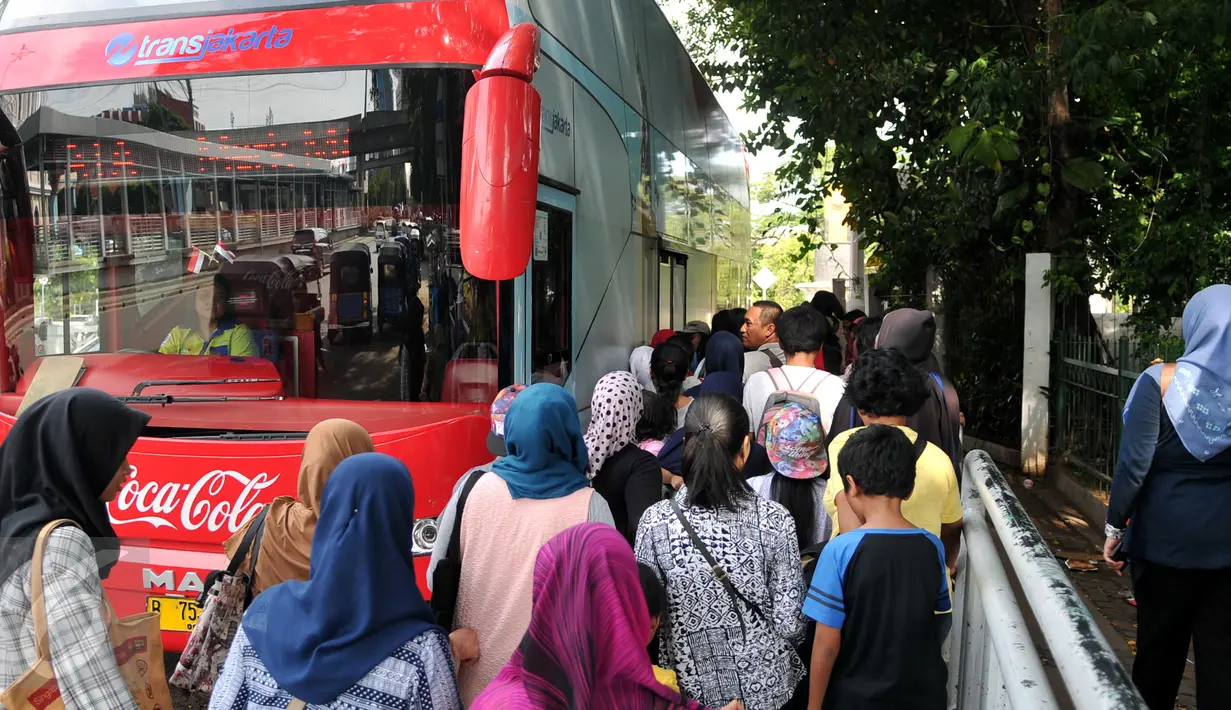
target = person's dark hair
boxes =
[847,348,929,417]
[212,274,237,321]
[853,315,882,357]
[775,304,827,356]
[844,309,867,323]
[770,476,819,549]
[838,424,916,498]
[726,308,747,336]
[681,393,751,511]
[810,291,845,322]
[711,309,730,335]
[636,389,676,442]
[638,562,665,620]
[751,300,783,327]
[651,341,689,405]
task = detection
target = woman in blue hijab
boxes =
[210,453,464,709]
[435,383,617,703]
[1104,284,1231,710]
[686,331,745,400]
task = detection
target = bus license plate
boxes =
[146,596,200,633]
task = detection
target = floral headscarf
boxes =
[584,371,644,477]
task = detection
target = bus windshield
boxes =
[2,67,505,405]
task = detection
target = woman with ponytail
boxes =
[635,394,806,710]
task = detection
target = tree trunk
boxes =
[1045,0,1077,253]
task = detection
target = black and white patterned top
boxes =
[635,487,807,710]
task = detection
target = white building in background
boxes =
[795,190,870,315]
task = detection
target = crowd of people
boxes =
[0,289,974,710]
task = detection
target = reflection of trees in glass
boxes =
[142,104,189,132]
[34,258,99,319]
[366,165,407,206]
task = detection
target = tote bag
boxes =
[1,519,172,710]
[170,507,268,695]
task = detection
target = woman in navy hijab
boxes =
[1104,284,1231,710]
[210,453,464,709]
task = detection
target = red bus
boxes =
[0,0,751,651]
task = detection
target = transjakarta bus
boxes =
[0,0,750,649]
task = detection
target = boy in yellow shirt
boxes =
[824,349,963,577]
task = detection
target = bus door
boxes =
[516,184,574,391]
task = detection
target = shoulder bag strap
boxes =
[1160,362,1176,396]
[242,508,270,607]
[913,430,929,461]
[446,467,489,564]
[766,348,784,369]
[767,367,788,391]
[29,519,80,660]
[226,507,270,577]
[669,498,767,633]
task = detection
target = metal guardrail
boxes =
[949,450,1147,710]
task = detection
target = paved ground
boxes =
[1008,471,1198,709]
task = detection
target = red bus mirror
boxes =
[460,24,542,281]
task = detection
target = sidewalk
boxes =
[1008,470,1197,709]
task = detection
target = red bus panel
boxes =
[0,2,510,92]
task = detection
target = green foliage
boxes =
[679,0,1231,443]
[750,231,815,306]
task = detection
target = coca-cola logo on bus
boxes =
[109,466,280,533]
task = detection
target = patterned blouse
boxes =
[635,488,807,710]
[0,526,134,709]
[209,625,463,710]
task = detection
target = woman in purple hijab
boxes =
[472,524,737,710]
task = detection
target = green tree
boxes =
[751,229,815,306]
[679,0,1231,442]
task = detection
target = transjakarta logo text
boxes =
[105,25,293,67]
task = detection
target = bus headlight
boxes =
[412,517,438,556]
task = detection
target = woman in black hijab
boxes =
[0,388,151,706]
[876,308,963,471]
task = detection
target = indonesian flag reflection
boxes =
[187,247,207,274]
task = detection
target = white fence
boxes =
[950,450,1147,709]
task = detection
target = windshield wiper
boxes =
[130,378,282,396]
[118,394,284,406]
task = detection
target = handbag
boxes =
[169,507,268,695]
[2,519,173,710]
[430,466,489,628]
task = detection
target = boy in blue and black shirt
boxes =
[803,424,952,710]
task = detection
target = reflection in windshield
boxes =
[4,67,496,403]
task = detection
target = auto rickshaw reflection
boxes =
[377,244,409,336]
[217,254,325,396]
[328,244,373,344]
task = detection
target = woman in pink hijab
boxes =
[472,524,742,710]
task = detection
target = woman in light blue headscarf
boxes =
[435,383,617,703]
[1104,284,1231,710]
[210,453,463,709]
